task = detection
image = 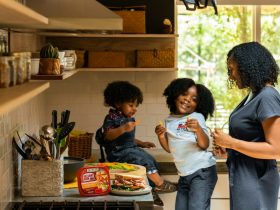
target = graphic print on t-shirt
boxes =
[176,122,188,135]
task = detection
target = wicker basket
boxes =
[109,6,146,34]
[136,49,175,68]
[68,133,93,159]
[75,50,86,68]
[88,51,126,68]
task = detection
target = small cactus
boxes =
[40,43,59,59]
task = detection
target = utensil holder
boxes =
[21,160,63,196]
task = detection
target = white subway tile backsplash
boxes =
[146,104,169,115]
[143,93,158,104]
[46,72,176,146]
[135,72,154,82]
[135,104,146,115]
[94,72,136,82]
[0,94,47,209]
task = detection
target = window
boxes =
[177,2,280,129]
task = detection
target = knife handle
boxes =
[51,110,57,129]
[61,111,65,127]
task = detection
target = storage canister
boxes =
[0,56,10,88]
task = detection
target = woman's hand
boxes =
[155,124,166,139]
[212,128,236,149]
[213,145,228,158]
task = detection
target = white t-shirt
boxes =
[165,112,216,176]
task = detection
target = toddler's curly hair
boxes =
[103,81,143,108]
[163,78,215,120]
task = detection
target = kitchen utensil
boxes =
[39,137,51,161]
[39,125,57,159]
[60,111,66,127]
[55,122,75,159]
[25,133,42,147]
[45,137,57,159]
[51,140,57,159]
[22,140,35,159]
[58,122,75,140]
[12,137,28,159]
[64,110,70,125]
[40,125,56,140]
[51,110,57,129]
[59,136,69,155]
[16,131,24,149]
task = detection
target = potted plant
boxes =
[39,43,61,75]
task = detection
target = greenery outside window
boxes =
[177,3,280,128]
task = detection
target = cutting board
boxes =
[84,162,146,179]
[109,164,146,179]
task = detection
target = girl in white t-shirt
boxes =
[155,78,217,210]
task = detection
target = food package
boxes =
[77,166,110,196]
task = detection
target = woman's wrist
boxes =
[229,137,239,149]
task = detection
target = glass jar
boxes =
[0,56,11,88]
[12,52,25,84]
[8,56,16,87]
[25,52,31,81]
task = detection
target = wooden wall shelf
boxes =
[39,32,178,38]
[30,70,79,80]
[0,82,49,115]
[79,68,178,72]
[0,0,48,26]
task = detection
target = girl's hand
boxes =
[141,141,156,148]
[155,124,166,139]
[185,118,201,133]
[212,128,235,149]
[123,121,136,132]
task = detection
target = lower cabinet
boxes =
[161,174,280,210]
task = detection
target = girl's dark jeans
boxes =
[175,165,217,210]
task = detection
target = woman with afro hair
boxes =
[155,78,217,210]
[212,42,280,210]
